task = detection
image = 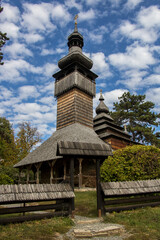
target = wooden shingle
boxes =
[101,179,160,196]
[0,183,75,204]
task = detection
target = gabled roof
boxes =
[14,123,112,168]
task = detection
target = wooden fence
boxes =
[0,183,75,224]
[100,179,160,214]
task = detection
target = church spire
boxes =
[67,15,83,50]
[96,90,109,114]
[74,14,78,32]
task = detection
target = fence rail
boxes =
[0,183,74,224]
[100,179,160,214]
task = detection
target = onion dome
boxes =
[67,23,84,49]
[58,22,93,70]
[96,90,109,114]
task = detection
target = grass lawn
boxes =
[104,207,160,240]
[0,217,73,240]
[0,191,160,239]
[75,191,97,217]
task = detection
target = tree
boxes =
[0,5,9,65]
[16,122,42,160]
[101,145,160,182]
[111,92,160,147]
[0,117,18,184]
[0,117,17,165]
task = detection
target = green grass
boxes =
[0,217,73,240]
[75,191,160,240]
[104,206,160,240]
[1,191,160,240]
[75,191,97,217]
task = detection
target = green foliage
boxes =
[16,121,42,161]
[0,117,18,165]
[0,117,41,184]
[111,92,160,147]
[0,165,19,184]
[0,6,9,65]
[101,145,160,182]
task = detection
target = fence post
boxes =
[96,158,104,217]
[70,157,75,215]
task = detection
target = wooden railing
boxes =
[100,179,160,215]
[0,183,75,224]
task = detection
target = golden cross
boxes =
[74,14,78,25]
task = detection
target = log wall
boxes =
[57,88,93,129]
[105,137,132,150]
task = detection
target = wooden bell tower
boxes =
[53,22,98,130]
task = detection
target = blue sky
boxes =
[0,0,160,142]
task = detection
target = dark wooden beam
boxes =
[105,201,160,213]
[0,211,69,225]
[70,157,75,211]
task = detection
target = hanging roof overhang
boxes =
[58,51,93,70]
[57,141,111,157]
[14,123,112,169]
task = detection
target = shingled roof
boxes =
[0,183,74,204]
[14,123,112,168]
[101,179,160,196]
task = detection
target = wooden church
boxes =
[14,23,113,187]
[15,22,136,187]
[94,90,133,150]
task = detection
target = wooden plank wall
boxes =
[105,137,131,150]
[57,88,93,129]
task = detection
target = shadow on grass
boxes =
[75,191,97,217]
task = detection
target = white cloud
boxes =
[14,103,51,114]
[117,70,148,90]
[109,43,156,70]
[93,89,128,112]
[41,47,65,56]
[36,124,55,135]
[0,59,58,83]
[39,82,55,95]
[18,86,40,100]
[0,59,43,83]
[43,63,59,77]
[22,3,55,32]
[79,9,96,22]
[1,3,20,23]
[113,6,160,44]
[0,109,5,115]
[146,88,160,113]
[4,43,33,58]
[84,26,108,44]
[108,0,122,7]
[0,22,19,39]
[24,33,44,43]
[137,6,160,29]
[143,74,160,86]
[0,86,13,100]
[84,0,102,6]
[124,0,143,10]
[155,66,160,73]
[51,4,71,26]
[14,103,41,114]
[65,0,82,10]
[38,96,54,105]
[89,52,112,79]
[116,20,158,43]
